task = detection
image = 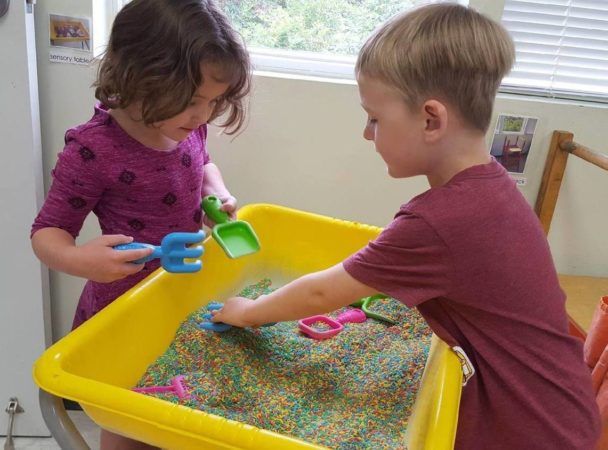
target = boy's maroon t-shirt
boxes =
[344,160,600,449]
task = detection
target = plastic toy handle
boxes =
[132,375,189,399]
[201,195,230,224]
[114,242,159,264]
[198,302,276,332]
[336,308,367,324]
[351,294,397,325]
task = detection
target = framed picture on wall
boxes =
[49,14,91,51]
[490,114,539,174]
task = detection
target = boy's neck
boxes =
[426,130,491,188]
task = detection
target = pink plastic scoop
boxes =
[298,308,367,340]
[132,375,189,399]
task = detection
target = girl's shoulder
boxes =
[64,103,122,154]
[57,104,130,186]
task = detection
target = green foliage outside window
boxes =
[502,116,524,133]
[219,0,424,56]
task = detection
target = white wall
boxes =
[208,74,608,276]
[34,3,608,340]
[34,0,97,340]
[0,0,50,436]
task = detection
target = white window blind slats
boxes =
[570,1,608,12]
[506,0,608,9]
[569,9,608,22]
[513,39,608,56]
[501,0,608,101]
[515,50,608,69]
[503,11,568,26]
[504,0,569,12]
[513,43,608,62]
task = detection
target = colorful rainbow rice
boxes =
[136,279,431,449]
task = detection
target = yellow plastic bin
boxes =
[33,204,462,450]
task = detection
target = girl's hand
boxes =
[71,235,154,283]
[203,194,237,227]
[219,195,237,219]
[210,296,257,328]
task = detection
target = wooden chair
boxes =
[534,130,608,339]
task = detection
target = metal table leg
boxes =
[39,390,89,450]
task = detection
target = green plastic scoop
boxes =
[350,294,397,325]
[201,195,261,259]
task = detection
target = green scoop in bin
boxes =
[201,195,261,259]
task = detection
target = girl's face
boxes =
[155,64,231,142]
[357,75,429,178]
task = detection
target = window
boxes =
[501,0,608,102]
[109,0,607,102]
[220,0,466,79]
[499,116,526,133]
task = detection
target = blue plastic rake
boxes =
[198,302,276,332]
[115,230,205,273]
[199,302,232,332]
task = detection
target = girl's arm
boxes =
[201,162,237,220]
[202,162,232,199]
[31,227,153,283]
[211,263,378,327]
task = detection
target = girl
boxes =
[31,0,250,448]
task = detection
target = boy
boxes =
[212,4,600,449]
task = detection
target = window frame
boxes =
[109,0,608,104]
[250,47,357,81]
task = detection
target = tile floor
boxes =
[4,411,100,449]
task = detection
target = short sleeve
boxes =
[343,210,453,307]
[31,140,105,238]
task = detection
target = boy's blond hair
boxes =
[356,3,514,133]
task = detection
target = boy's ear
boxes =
[422,99,448,142]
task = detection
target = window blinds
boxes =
[501,0,608,101]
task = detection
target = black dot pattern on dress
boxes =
[163,193,177,206]
[128,219,145,231]
[181,154,192,168]
[119,170,136,185]
[193,209,202,224]
[68,197,86,209]
[79,146,95,162]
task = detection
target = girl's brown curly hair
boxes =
[94,0,251,134]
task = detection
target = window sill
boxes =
[252,68,608,110]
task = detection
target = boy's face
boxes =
[155,64,231,142]
[357,75,429,178]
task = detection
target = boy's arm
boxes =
[211,263,379,327]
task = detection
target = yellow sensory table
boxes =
[34,204,463,450]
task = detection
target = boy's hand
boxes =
[70,235,154,283]
[210,296,257,328]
